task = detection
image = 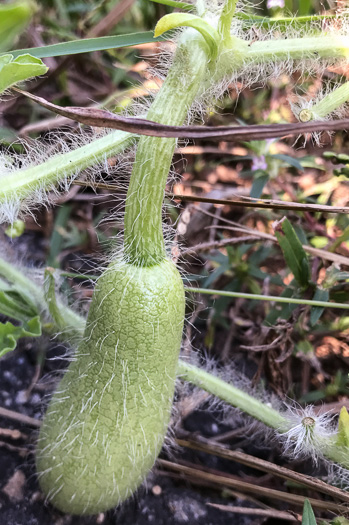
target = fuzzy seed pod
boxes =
[36,259,185,515]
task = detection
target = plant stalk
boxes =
[177,359,288,429]
[123,32,210,266]
[245,35,349,65]
[0,129,134,209]
[300,81,349,122]
[177,360,349,469]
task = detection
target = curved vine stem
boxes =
[123,32,211,266]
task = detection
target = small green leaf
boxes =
[0,316,41,358]
[274,217,310,288]
[332,517,349,524]
[154,13,219,58]
[310,288,329,326]
[0,290,37,322]
[44,268,67,332]
[310,236,328,249]
[0,53,48,94]
[10,32,166,59]
[302,499,317,525]
[271,153,304,171]
[250,172,269,198]
[0,0,36,52]
[336,407,349,448]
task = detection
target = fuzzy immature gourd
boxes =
[36,260,184,514]
[36,28,211,514]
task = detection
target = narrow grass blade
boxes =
[9,31,166,59]
[274,218,310,288]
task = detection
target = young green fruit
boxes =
[36,258,185,515]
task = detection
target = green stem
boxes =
[245,35,349,65]
[177,359,288,429]
[177,360,349,469]
[123,33,210,266]
[300,81,349,122]
[186,287,349,310]
[0,130,134,208]
[235,12,339,30]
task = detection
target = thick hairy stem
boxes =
[177,360,288,430]
[245,35,349,65]
[210,33,349,96]
[0,129,134,210]
[123,32,210,266]
[177,360,349,469]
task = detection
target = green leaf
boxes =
[336,407,349,448]
[264,285,299,325]
[302,499,317,525]
[310,236,328,249]
[149,0,193,10]
[274,217,310,288]
[332,518,349,524]
[0,290,38,322]
[250,172,269,198]
[43,268,67,331]
[271,153,304,171]
[0,316,41,358]
[0,0,36,52]
[298,0,312,16]
[154,13,219,58]
[47,204,73,268]
[9,32,167,59]
[0,53,48,94]
[310,287,329,326]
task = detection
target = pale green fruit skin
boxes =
[36,259,185,515]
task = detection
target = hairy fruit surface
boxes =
[36,259,185,515]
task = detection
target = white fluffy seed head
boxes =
[278,403,337,464]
